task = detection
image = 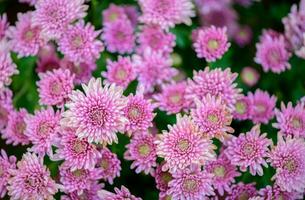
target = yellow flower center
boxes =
[182,178,198,192]
[208,39,219,51]
[207,113,219,123]
[138,143,151,157]
[235,101,246,114]
[115,69,127,80]
[177,139,190,152]
[213,166,226,177]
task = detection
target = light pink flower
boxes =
[61,182,102,200]
[0,14,9,40]
[102,4,129,25]
[233,95,251,120]
[195,0,231,14]
[259,185,303,200]
[98,186,142,200]
[0,149,16,198]
[0,53,18,90]
[0,88,13,131]
[241,67,260,87]
[226,183,257,200]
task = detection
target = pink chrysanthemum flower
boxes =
[124,133,157,175]
[32,0,88,39]
[154,162,173,192]
[38,68,74,107]
[153,81,191,115]
[205,154,241,196]
[133,49,177,92]
[226,183,257,200]
[102,19,135,54]
[6,12,46,58]
[255,34,291,73]
[268,135,305,192]
[7,153,58,199]
[187,67,241,110]
[233,95,251,120]
[234,25,253,47]
[193,26,230,62]
[248,89,277,124]
[123,6,139,28]
[62,78,127,144]
[102,56,136,89]
[98,186,142,200]
[0,149,16,198]
[225,125,272,176]
[59,164,101,194]
[0,53,18,90]
[25,107,61,156]
[96,147,121,184]
[137,25,176,55]
[53,128,101,171]
[259,185,303,200]
[58,21,103,64]
[36,52,61,73]
[62,182,102,200]
[273,102,305,138]
[191,94,234,140]
[123,94,155,135]
[2,109,30,146]
[0,14,9,40]
[241,66,260,87]
[102,4,129,25]
[167,165,215,199]
[155,115,216,172]
[138,0,195,30]
[195,0,231,14]
[0,88,13,131]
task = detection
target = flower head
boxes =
[0,88,13,131]
[102,4,129,25]
[154,162,173,192]
[0,53,18,90]
[259,185,303,200]
[241,67,260,87]
[226,183,257,200]
[62,182,102,200]
[234,25,252,47]
[233,95,251,120]
[98,186,142,200]
[0,14,9,40]
[0,149,16,198]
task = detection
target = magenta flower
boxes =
[58,21,104,64]
[102,4,129,25]
[62,182,102,200]
[167,165,215,199]
[193,26,230,62]
[0,88,13,131]
[226,183,257,200]
[0,53,18,90]
[53,128,101,171]
[32,0,88,39]
[0,149,16,198]
[154,162,172,193]
[98,186,142,200]
[7,153,58,199]
[259,185,303,200]
[187,67,241,110]
[268,135,305,192]
[2,109,30,146]
[0,14,9,40]
[225,125,272,176]
[124,133,157,175]
[36,52,61,73]
[38,68,74,107]
[96,147,121,184]
[25,107,61,156]
[191,94,234,140]
[102,56,136,89]
[102,19,135,54]
[138,0,195,30]
[155,115,216,172]
[123,94,155,135]
[273,102,305,138]
[6,12,46,58]
[153,81,191,115]
[234,25,253,47]
[233,95,251,120]
[62,78,127,144]
[248,89,277,124]
[195,0,230,14]
[241,67,260,87]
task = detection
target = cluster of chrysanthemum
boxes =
[0,0,305,199]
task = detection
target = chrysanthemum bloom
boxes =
[193,26,230,62]
[123,6,139,28]
[225,125,272,176]
[259,185,303,200]
[0,149,16,198]
[38,68,74,107]
[58,21,103,64]
[98,186,142,200]
[226,183,257,200]
[2,109,30,146]
[96,147,121,184]
[234,25,252,47]
[124,133,157,175]
[191,95,234,140]
[102,4,129,25]
[32,0,88,39]
[123,94,155,135]
[205,154,241,195]
[59,164,101,194]
[53,128,101,171]
[138,0,195,30]
[273,102,305,138]
[133,49,177,92]
[167,165,215,199]
[7,153,58,199]
[153,81,191,115]
[154,162,173,192]
[0,53,18,90]
[241,67,260,87]
[137,25,176,56]
[36,52,61,73]
[6,12,46,58]
[155,115,216,172]
[268,135,305,192]
[0,14,9,40]
[102,56,136,89]
[233,95,251,120]
[255,34,291,73]
[60,57,96,85]
[186,67,241,110]
[0,88,13,131]
[62,182,102,200]
[25,107,61,156]
[62,78,127,144]
[102,19,135,54]
[195,0,230,14]
[248,89,277,124]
